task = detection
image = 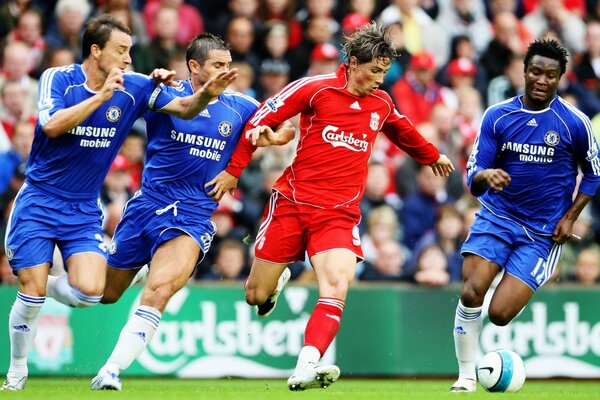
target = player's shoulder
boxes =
[40,63,81,83]
[220,89,260,114]
[554,96,591,127]
[484,96,520,120]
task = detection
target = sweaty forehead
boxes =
[528,55,561,72]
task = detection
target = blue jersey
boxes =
[467,95,600,235]
[141,79,259,215]
[27,64,175,200]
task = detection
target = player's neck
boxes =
[191,79,218,102]
[82,60,104,91]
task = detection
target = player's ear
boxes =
[348,56,358,70]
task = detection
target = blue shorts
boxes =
[5,182,107,271]
[107,190,217,270]
[461,207,561,291]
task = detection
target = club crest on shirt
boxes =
[108,240,117,255]
[106,106,122,122]
[6,246,13,261]
[544,130,560,146]
[218,121,233,137]
[369,112,380,130]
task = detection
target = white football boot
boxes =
[91,368,122,391]
[287,364,340,391]
[450,377,476,392]
[1,374,27,391]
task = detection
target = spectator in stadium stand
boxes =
[381,20,411,92]
[306,43,340,76]
[143,5,187,70]
[573,20,600,99]
[45,0,92,63]
[0,79,37,142]
[199,238,249,281]
[142,0,204,47]
[256,58,291,101]
[390,50,444,125]
[358,239,409,281]
[256,0,303,49]
[0,0,33,39]
[4,8,46,74]
[479,11,531,82]
[0,42,39,119]
[413,243,450,286]
[450,39,600,393]
[406,203,464,282]
[1,15,238,391]
[359,205,404,265]
[225,16,262,79]
[34,46,76,79]
[487,53,525,107]
[359,161,402,232]
[212,0,260,38]
[206,22,453,391]
[89,32,293,391]
[401,162,452,251]
[567,245,600,285]
[0,120,34,204]
[288,15,337,81]
[377,0,449,66]
[522,0,586,55]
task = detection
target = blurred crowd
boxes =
[1,0,600,287]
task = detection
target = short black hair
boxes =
[524,39,569,76]
[81,15,131,60]
[186,33,231,70]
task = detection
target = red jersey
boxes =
[226,64,440,209]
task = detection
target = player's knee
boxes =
[488,308,513,326]
[460,283,486,308]
[321,277,349,299]
[100,291,120,305]
[245,286,268,306]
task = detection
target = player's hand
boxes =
[99,68,125,101]
[205,170,239,201]
[483,168,511,191]
[247,121,295,147]
[430,154,455,177]
[200,69,239,99]
[552,215,576,244]
[150,68,177,86]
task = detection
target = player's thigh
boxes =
[310,248,357,300]
[16,263,51,296]
[488,273,534,326]
[143,234,200,301]
[246,258,288,299]
[460,254,501,306]
[65,252,107,294]
[102,266,141,303]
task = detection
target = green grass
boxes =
[1,378,600,400]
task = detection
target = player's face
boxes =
[194,49,233,85]
[97,30,132,73]
[523,54,561,109]
[348,56,390,97]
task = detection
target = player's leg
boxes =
[287,248,355,391]
[451,254,499,393]
[3,264,49,391]
[92,234,199,390]
[245,259,289,317]
[46,252,106,308]
[488,237,561,326]
[100,267,142,304]
[46,198,109,308]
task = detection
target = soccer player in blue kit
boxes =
[2,15,238,391]
[89,33,293,391]
[451,39,600,392]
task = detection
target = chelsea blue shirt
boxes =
[27,64,175,200]
[467,95,600,235]
[142,79,259,216]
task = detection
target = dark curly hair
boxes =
[524,39,569,76]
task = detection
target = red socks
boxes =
[303,297,345,356]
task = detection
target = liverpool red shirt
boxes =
[226,64,440,209]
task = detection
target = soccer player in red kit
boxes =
[206,22,454,391]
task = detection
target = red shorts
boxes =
[254,192,364,263]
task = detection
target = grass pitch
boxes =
[1,378,599,400]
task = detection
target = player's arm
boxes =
[382,115,454,176]
[159,69,238,119]
[41,68,126,138]
[553,192,593,244]
[247,120,296,147]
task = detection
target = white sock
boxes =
[8,293,45,377]
[454,300,483,381]
[101,305,162,375]
[46,275,102,308]
[294,346,320,370]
